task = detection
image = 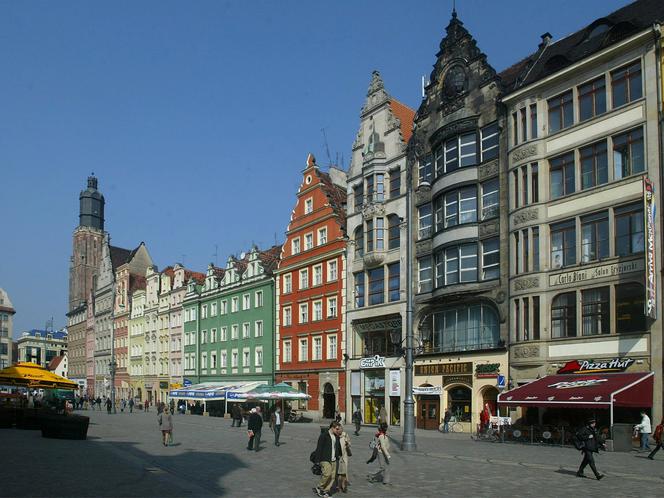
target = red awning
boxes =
[497,372,653,409]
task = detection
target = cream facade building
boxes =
[0,288,16,368]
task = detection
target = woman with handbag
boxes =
[336,428,352,493]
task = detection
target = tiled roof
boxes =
[109,245,133,270]
[258,245,282,274]
[185,269,206,284]
[389,98,416,144]
[47,355,65,372]
[507,0,664,90]
[319,171,348,234]
[497,54,539,93]
[129,274,146,292]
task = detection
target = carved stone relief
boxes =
[512,144,537,163]
[362,203,386,220]
[513,208,538,226]
[513,345,540,359]
[478,160,499,179]
[415,240,432,257]
[479,220,499,237]
[513,277,539,291]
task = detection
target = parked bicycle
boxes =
[439,416,464,433]
[473,423,501,442]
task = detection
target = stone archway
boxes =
[322,382,336,419]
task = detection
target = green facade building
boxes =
[182,246,280,393]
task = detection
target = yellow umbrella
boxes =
[0,362,78,390]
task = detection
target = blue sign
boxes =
[497,374,506,389]
[183,378,192,387]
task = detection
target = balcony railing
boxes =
[421,339,504,354]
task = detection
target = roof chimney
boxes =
[539,32,553,49]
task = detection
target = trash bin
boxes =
[611,423,634,452]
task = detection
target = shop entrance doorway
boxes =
[482,386,499,417]
[322,382,335,419]
[417,396,440,430]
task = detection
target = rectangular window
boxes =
[481,122,499,161]
[418,256,432,293]
[231,297,238,312]
[444,247,458,285]
[388,262,400,302]
[255,348,263,367]
[242,322,250,338]
[512,169,520,209]
[531,163,539,203]
[221,300,228,314]
[548,90,573,132]
[283,306,292,326]
[299,339,308,362]
[522,229,529,274]
[299,303,308,324]
[327,296,338,318]
[520,108,527,142]
[481,179,499,220]
[368,267,385,305]
[582,287,610,335]
[201,330,207,344]
[580,140,608,189]
[459,132,477,167]
[616,283,646,333]
[210,328,217,343]
[444,137,459,173]
[375,173,385,202]
[532,227,540,271]
[243,350,250,367]
[211,352,217,369]
[446,186,477,227]
[231,324,238,340]
[551,219,576,268]
[581,212,609,263]
[354,272,365,308]
[459,244,478,282]
[354,185,363,211]
[482,238,499,280]
[210,302,218,316]
[366,219,374,252]
[522,297,530,341]
[292,238,301,255]
[418,204,432,238]
[231,350,238,368]
[533,296,540,340]
[390,169,401,198]
[578,77,606,121]
[221,351,227,368]
[304,198,313,214]
[283,340,292,363]
[388,216,400,250]
[613,128,645,179]
[313,301,323,321]
[300,269,309,290]
[530,104,538,139]
[255,321,263,337]
[419,154,433,184]
[283,274,292,293]
[611,61,642,108]
[366,175,374,202]
[313,264,323,286]
[549,152,575,199]
[221,326,227,341]
[327,260,338,281]
[514,299,520,341]
[304,233,313,251]
[551,292,577,338]
[243,294,250,310]
[615,203,644,256]
[327,335,337,360]
[512,112,518,146]
[521,166,528,207]
[255,291,263,307]
[514,232,521,274]
[375,217,385,250]
[313,337,322,361]
[317,227,327,245]
[202,305,208,319]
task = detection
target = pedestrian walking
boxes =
[312,421,343,498]
[269,407,283,446]
[247,408,263,451]
[158,407,173,446]
[145,400,150,412]
[105,397,112,414]
[96,397,102,411]
[231,405,240,427]
[647,418,664,460]
[121,399,126,412]
[443,409,451,433]
[575,418,605,480]
[352,408,362,436]
[367,422,391,485]
[336,427,352,493]
[335,409,342,424]
[129,398,134,413]
[169,399,175,415]
[634,410,652,451]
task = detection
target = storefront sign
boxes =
[389,370,401,396]
[159,381,169,389]
[415,362,473,376]
[549,259,643,287]
[644,178,657,319]
[475,363,501,378]
[144,383,152,389]
[557,357,634,374]
[360,355,386,369]
[443,375,472,387]
[353,317,402,332]
[547,378,608,389]
[413,386,442,395]
[183,378,193,387]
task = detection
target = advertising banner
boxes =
[389,370,401,396]
[644,178,657,319]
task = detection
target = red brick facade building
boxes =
[275,154,347,420]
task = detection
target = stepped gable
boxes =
[515,0,664,89]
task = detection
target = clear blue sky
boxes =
[0,0,631,335]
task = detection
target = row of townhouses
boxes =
[66,0,664,430]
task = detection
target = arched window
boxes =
[388,215,400,250]
[354,226,364,257]
[551,292,577,338]
[431,304,499,353]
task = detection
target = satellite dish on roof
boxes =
[240,252,246,259]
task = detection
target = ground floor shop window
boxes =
[390,396,400,425]
[364,370,385,424]
[448,386,471,422]
[364,396,385,425]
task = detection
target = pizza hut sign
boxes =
[547,379,608,390]
[556,357,634,374]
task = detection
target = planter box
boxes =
[41,414,90,440]
[16,409,44,430]
[0,409,15,428]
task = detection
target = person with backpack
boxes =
[367,423,391,485]
[647,418,664,460]
[575,418,605,480]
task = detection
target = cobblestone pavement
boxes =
[2,409,663,497]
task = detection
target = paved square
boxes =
[1,410,662,497]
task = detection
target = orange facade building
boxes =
[275,154,347,420]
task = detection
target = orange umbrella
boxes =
[0,362,78,390]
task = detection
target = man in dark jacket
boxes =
[576,418,604,480]
[443,409,452,433]
[247,407,263,451]
[352,408,362,436]
[313,421,343,498]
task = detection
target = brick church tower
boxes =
[68,175,105,312]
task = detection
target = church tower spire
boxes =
[79,174,105,230]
